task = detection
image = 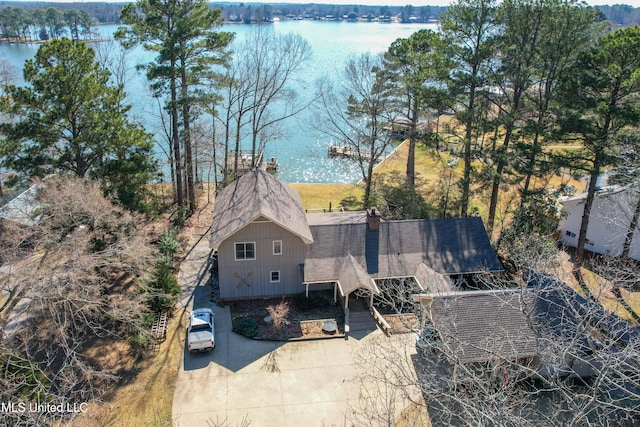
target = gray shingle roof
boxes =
[303,217,502,284]
[336,253,380,296]
[429,289,538,363]
[209,168,313,250]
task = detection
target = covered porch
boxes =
[304,254,381,336]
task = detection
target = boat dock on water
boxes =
[224,150,279,177]
[328,145,370,160]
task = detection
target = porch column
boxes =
[305,283,309,297]
[369,292,373,308]
[345,293,349,309]
[333,283,337,304]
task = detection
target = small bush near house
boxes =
[267,299,290,333]
[232,316,258,338]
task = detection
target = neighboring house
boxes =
[209,168,503,305]
[0,184,41,227]
[558,184,640,260]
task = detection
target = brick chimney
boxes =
[367,207,381,231]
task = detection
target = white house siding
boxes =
[558,188,640,261]
[217,221,307,299]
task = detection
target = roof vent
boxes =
[367,207,380,231]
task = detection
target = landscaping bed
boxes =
[381,313,419,334]
[229,291,345,340]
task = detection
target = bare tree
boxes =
[349,234,640,426]
[316,53,396,208]
[0,56,18,91]
[0,177,156,425]
[234,27,312,168]
[91,39,133,88]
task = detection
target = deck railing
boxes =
[370,306,391,333]
[344,307,350,339]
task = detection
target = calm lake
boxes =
[0,20,436,183]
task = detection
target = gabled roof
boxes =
[424,289,538,363]
[302,217,502,284]
[209,168,313,250]
[414,263,453,293]
[336,253,380,297]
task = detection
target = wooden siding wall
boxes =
[559,195,640,260]
[218,221,308,299]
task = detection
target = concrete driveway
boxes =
[173,236,418,427]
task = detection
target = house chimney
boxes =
[367,207,380,231]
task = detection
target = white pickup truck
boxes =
[188,308,215,353]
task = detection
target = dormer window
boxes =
[235,242,256,260]
[273,240,282,255]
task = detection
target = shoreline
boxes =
[0,37,111,45]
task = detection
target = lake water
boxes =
[0,20,436,183]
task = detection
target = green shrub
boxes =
[172,205,189,227]
[147,262,180,312]
[158,228,180,258]
[130,331,150,350]
[233,316,258,338]
[140,312,156,328]
[0,355,49,400]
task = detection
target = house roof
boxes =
[209,168,313,250]
[306,211,375,226]
[414,273,640,365]
[302,217,502,284]
[560,185,625,203]
[424,289,538,363]
[0,184,41,226]
[527,272,640,346]
[336,253,380,296]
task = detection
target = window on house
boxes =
[270,271,280,283]
[586,239,594,246]
[273,240,282,255]
[235,242,256,260]
[565,230,576,238]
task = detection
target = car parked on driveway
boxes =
[188,308,215,353]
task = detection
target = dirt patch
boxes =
[229,292,345,340]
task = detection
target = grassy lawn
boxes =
[581,268,640,326]
[78,311,186,426]
[289,138,584,242]
[291,182,364,212]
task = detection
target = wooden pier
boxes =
[328,145,370,160]
[223,150,279,177]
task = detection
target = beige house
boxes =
[209,168,503,306]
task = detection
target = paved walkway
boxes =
[172,236,418,426]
